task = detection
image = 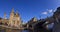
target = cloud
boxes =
[42,12,48,15]
[48,9,53,13]
[42,9,55,15]
[53,9,56,12]
[47,9,53,13]
[47,9,57,13]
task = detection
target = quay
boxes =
[0,25,33,30]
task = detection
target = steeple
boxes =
[11,8,14,13]
[10,8,14,16]
[16,10,19,17]
[31,17,37,22]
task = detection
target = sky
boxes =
[0,0,60,23]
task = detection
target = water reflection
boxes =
[0,29,33,32]
[22,30,30,32]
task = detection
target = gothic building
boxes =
[0,8,22,28]
[8,8,22,27]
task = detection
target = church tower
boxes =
[15,12,22,27]
[8,8,15,26]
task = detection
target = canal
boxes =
[0,26,33,32]
[0,29,33,32]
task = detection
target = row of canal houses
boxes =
[26,7,60,32]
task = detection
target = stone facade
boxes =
[0,8,22,28]
[8,8,22,27]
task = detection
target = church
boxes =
[8,8,22,27]
[0,8,22,28]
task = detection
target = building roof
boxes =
[54,7,60,16]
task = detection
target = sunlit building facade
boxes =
[8,8,22,27]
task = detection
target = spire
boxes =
[10,8,15,17]
[16,10,19,17]
[11,8,14,13]
[32,17,37,22]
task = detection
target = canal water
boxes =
[0,27,33,32]
[22,30,32,32]
[0,29,33,32]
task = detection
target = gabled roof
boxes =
[28,17,38,24]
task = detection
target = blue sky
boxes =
[0,0,60,23]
